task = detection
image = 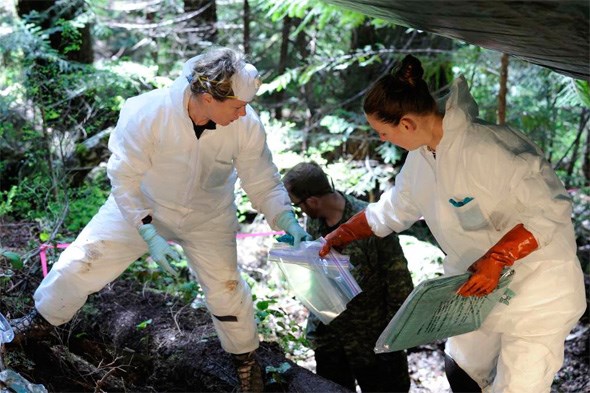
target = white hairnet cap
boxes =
[231,63,261,102]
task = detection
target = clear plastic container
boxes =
[0,312,14,344]
[268,239,362,324]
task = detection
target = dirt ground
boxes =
[0,219,588,392]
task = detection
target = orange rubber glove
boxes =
[319,210,374,257]
[457,223,538,297]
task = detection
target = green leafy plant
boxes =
[252,293,310,358]
[54,18,83,54]
[0,186,17,217]
[61,185,109,233]
[265,362,292,385]
[136,318,152,330]
[0,249,22,270]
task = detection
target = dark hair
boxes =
[282,161,334,201]
[363,54,437,125]
[189,47,245,102]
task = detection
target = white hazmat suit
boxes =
[365,77,586,392]
[34,56,292,355]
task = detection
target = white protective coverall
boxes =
[365,77,586,393]
[34,56,292,354]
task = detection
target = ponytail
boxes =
[363,55,436,125]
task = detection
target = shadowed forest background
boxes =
[0,0,588,392]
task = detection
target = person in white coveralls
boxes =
[319,54,586,393]
[10,47,310,392]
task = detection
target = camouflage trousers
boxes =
[314,344,410,392]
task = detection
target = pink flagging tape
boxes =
[38,243,70,278]
[236,231,284,239]
[38,230,285,277]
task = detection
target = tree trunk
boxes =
[565,108,589,185]
[273,16,292,120]
[347,19,380,93]
[17,0,93,64]
[498,53,509,125]
[583,111,590,183]
[294,17,315,151]
[243,0,251,56]
[184,0,217,49]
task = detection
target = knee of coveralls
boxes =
[181,236,258,354]
[34,201,148,326]
[208,281,258,354]
[444,352,481,393]
[34,239,146,326]
[483,258,586,392]
[446,330,500,389]
[492,327,573,393]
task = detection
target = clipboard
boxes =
[374,269,516,353]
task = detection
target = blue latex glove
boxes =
[275,211,312,247]
[138,224,180,276]
[276,233,295,245]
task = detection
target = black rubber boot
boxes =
[9,309,52,343]
[445,353,481,393]
[232,350,264,393]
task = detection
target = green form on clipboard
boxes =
[375,269,516,353]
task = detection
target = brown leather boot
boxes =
[232,350,264,392]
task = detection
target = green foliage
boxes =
[0,175,108,238]
[174,280,203,304]
[253,293,310,355]
[257,47,388,97]
[39,232,50,243]
[376,142,402,164]
[117,245,203,304]
[555,80,590,110]
[60,185,109,233]
[235,190,254,223]
[265,362,292,385]
[136,319,153,330]
[0,186,17,217]
[55,18,82,54]
[0,249,23,270]
[320,115,356,139]
[253,0,369,30]
[573,80,590,108]
[570,188,590,273]
[3,175,53,221]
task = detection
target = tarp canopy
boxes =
[324,0,590,81]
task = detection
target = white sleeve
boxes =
[106,99,154,228]
[234,109,291,229]
[366,160,423,237]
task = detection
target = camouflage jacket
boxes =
[305,192,414,366]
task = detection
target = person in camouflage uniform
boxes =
[282,161,414,392]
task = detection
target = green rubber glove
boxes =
[138,224,180,276]
[275,211,312,247]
